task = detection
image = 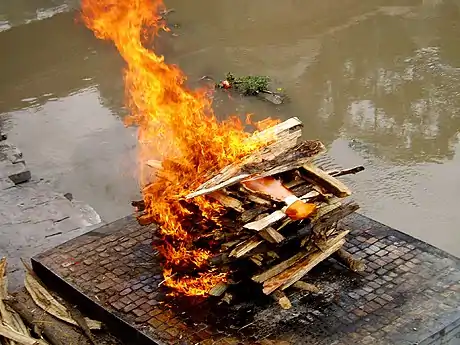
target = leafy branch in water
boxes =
[224,73,271,96]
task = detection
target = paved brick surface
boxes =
[33,213,460,345]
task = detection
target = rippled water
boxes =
[0,0,459,255]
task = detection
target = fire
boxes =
[81,0,278,295]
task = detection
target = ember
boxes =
[81,0,365,304]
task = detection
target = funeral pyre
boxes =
[80,0,365,308]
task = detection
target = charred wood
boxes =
[332,248,366,272]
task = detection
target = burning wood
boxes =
[134,118,365,308]
[79,0,364,308]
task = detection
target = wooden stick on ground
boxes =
[5,299,63,345]
[292,281,320,293]
[332,248,366,272]
[271,290,292,310]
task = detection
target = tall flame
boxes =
[81,0,277,296]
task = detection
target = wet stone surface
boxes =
[33,213,460,345]
[0,140,102,289]
[0,140,31,184]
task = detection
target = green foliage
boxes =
[225,72,270,96]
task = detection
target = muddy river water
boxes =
[1,0,459,256]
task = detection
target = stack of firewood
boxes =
[146,117,365,309]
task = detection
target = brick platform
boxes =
[32,213,460,345]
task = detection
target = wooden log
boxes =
[220,293,233,305]
[186,118,303,198]
[221,240,240,250]
[245,117,303,145]
[250,254,264,266]
[262,231,349,294]
[252,252,307,284]
[229,237,264,258]
[186,118,326,199]
[240,207,268,223]
[209,191,244,212]
[291,165,364,197]
[244,210,286,231]
[189,140,325,198]
[327,166,365,178]
[279,238,345,291]
[259,227,285,243]
[299,163,351,198]
[332,248,366,272]
[310,201,342,224]
[292,281,320,293]
[310,202,359,236]
[208,282,228,297]
[271,290,292,310]
[5,299,64,345]
[246,194,272,206]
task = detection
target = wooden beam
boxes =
[252,252,307,284]
[262,231,349,294]
[209,191,245,212]
[332,248,366,272]
[299,163,351,198]
[186,118,326,199]
[229,237,264,258]
[259,227,285,243]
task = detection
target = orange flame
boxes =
[81,0,278,295]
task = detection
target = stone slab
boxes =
[32,213,460,345]
[0,179,102,289]
[0,140,31,184]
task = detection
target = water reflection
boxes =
[302,1,460,163]
[0,11,125,116]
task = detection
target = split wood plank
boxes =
[208,282,228,297]
[209,191,244,212]
[229,237,264,258]
[262,230,349,294]
[299,163,351,198]
[279,238,345,291]
[252,252,307,284]
[186,118,326,199]
[259,227,285,243]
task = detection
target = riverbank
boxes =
[0,137,102,290]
